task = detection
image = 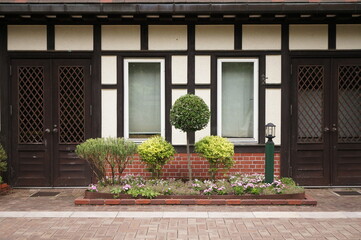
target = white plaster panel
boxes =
[172,56,188,84]
[102,25,140,50]
[195,89,211,142]
[8,25,47,50]
[289,25,328,50]
[195,25,234,50]
[171,89,188,145]
[55,25,93,50]
[148,25,187,50]
[101,56,117,85]
[266,55,281,84]
[102,90,117,138]
[242,25,281,50]
[195,56,211,84]
[336,24,361,50]
[265,89,281,145]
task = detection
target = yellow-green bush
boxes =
[138,136,176,179]
[195,136,235,180]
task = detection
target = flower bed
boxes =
[74,174,317,206]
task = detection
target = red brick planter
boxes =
[0,183,11,195]
[76,191,317,206]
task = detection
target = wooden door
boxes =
[11,59,92,187]
[291,58,361,186]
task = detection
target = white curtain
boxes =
[129,63,161,136]
[222,62,254,138]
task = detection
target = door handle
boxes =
[45,128,51,133]
[324,127,330,132]
[53,128,58,133]
[331,127,337,132]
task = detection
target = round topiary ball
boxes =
[170,94,210,132]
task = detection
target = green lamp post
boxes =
[265,123,276,184]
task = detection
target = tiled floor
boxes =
[0,188,360,239]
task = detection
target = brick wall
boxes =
[106,153,280,179]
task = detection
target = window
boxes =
[124,59,165,140]
[217,58,259,143]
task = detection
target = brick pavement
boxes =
[0,217,360,239]
[0,188,360,240]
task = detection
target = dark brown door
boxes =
[11,59,92,187]
[291,58,361,186]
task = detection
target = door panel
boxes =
[291,59,331,186]
[332,60,361,185]
[12,60,52,187]
[53,60,91,186]
[291,58,361,186]
[11,59,92,187]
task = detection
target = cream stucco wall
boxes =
[55,25,93,51]
[289,25,328,50]
[242,25,281,50]
[172,56,188,84]
[102,25,140,50]
[195,25,234,50]
[148,25,187,50]
[101,56,117,85]
[195,56,211,84]
[195,89,211,142]
[265,89,281,145]
[336,24,361,50]
[101,89,117,138]
[8,25,47,51]
[266,55,282,84]
[171,89,188,145]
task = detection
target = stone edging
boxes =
[74,194,317,205]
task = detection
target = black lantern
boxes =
[265,122,276,140]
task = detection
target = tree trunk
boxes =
[186,132,192,180]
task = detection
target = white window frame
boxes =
[124,58,165,142]
[217,58,259,143]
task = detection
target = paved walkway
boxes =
[0,188,360,239]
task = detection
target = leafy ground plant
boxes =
[93,174,304,199]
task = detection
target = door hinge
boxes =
[90,65,92,76]
[290,105,293,115]
[90,105,93,116]
[9,105,13,116]
[290,64,292,75]
[9,65,12,76]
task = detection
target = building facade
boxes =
[0,0,360,187]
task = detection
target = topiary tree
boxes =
[138,136,176,179]
[75,137,137,185]
[195,136,234,180]
[170,94,210,180]
[0,144,7,183]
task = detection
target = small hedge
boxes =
[195,136,235,180]
[138,136,176,179]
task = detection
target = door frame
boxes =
[7,53,98,187]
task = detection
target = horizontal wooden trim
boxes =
[0,3,360,15]
[264,84,281,89]
[101,84,117,89]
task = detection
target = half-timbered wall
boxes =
[3,22,361,180]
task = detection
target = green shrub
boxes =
[75,138,137,184]
[195,136,235,180]
[138,136,176,179]
[0,144,7,182]
[0,176,3,184]
[170,94,210,180]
